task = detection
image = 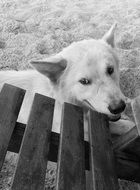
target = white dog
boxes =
[0,24,134,136]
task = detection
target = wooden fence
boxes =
[0,84,140,189]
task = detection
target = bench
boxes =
[0,84,140,189]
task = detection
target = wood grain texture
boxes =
[7,122,140,183]
[11,94,55,190]
[0,84,25,170]
[88,110,119,190]
[56,103,86,190]
[7,122,90,169]
[5,93,140,184]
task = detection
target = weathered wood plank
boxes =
[7,122,90,169]
[0,84,25,170]
[88,110,119,190]
[11,94,55,190]
[7,122,140,183]
[56,103,86,190]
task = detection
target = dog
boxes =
[0,23,134,136]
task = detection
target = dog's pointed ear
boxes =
[102,23,117,48]
[31,55,67,82]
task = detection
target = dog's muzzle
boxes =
[108,100,126,115]
[84,99,122,122]
[108,99,126,122]
[83,100,96,111]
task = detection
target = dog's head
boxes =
[31,24,126,121]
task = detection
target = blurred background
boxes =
[0,0,140,189]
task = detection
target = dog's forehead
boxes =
[62,39,118,66]
[61,39,119,82]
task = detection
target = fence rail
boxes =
[0,84,140,189]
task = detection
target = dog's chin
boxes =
[107,113,121,122]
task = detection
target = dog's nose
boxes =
[108,100,126,114]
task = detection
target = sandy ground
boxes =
[0,0,140,189]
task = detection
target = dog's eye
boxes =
[107,66,114,75]
[79,78,91,85]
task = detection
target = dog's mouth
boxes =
[83,99,121,122]
[107,114,121,122]
[83,99,96,111]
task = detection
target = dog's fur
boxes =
[0,24,134,136]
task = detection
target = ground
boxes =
[0,0,140,189]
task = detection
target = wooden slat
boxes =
[88,110,119,190]
[7,122,140,182]
[7,122,90,170]
[0,84,25,170]
[56,103,86,190]
[11,94,55,190]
